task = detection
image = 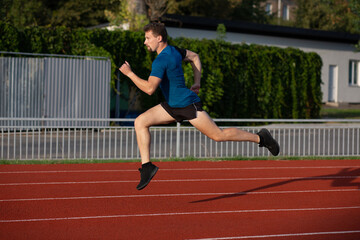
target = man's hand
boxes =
[190,83,200,94]
[119,61,132,77]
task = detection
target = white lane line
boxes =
[0,189,359,202]
[0,176,358,186]
[1,206,359,223]
[1,166,360,174]
[186,230,360,240]
[0,180,136,186]
[0,169,136,174]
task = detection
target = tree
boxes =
[1,0,112,29]
[231,0,271,24]
[349,0,360,50]
[170,0,271,23]
[2,0,50,29]
[172,0,232,19]
[105,0,148,30]
[50,0,111,28]
[294,0,360,34]
[145,0,169,22]
[0,0,12,21]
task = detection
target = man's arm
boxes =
[119,61,161,96]
[184,50,201,94]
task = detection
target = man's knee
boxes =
[210,133,225,142]
[134,114,147,131]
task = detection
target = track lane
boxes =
[1,187,359,220]
[1,168,359,200]
[1,207,359,240]
[1,174,359,200]
[1,160,359,240]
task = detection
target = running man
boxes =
[119,22,280,190]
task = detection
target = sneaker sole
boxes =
[269,140,280,156]
[260,129,280,156]
[136,166,159,190]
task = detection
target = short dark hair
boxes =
[143,22,168,43]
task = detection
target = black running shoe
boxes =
[257,128,280,156]
[136,162,159,190]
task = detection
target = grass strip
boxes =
[320,108,360,119]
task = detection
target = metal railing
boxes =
[1,118,360,160]
[0,52,111,124]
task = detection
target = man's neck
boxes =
[156,42,168,55]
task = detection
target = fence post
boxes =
[176,122,180,157]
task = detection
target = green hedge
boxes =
[171,38,322,118]
[0,22,323,118]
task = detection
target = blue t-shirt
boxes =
[150,45,200,108]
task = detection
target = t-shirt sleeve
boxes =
[174,46,187,60]
[150,57,166,79]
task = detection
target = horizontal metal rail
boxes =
[1,117,360,122]
[0,118,359,160]
[0,51,109,60]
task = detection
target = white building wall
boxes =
[167,27,360,104]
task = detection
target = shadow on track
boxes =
[190,168,360,203]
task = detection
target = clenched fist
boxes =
[190,83,200,94]
[119,61,132,76]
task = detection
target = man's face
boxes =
[144,31,161,52]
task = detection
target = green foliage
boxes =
[216,24,226,42]
[0,21,323,119]
[170,38,322,119]
[50,0,110,28]
[4,0,50,29]
[230,0,271,23]
[349,0,360,50]
[2,0,359,37]
[104,0,148,31]
[170,0,271,23]
[1,0,112,29]
[0,21,22,51]
[349,0,360,31]
[294,0,360,34]
[320,108,360,119]
[173,0,233,19]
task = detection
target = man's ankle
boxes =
[142,162,152,168]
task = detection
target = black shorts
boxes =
[161,102,204,122]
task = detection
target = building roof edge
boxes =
[161,14,360,44]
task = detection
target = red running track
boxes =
[0,159,360,240]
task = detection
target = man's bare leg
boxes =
[134,104,175,190]
[189,111,260,143]
[189,111,280,155]
[134,104,175,164]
